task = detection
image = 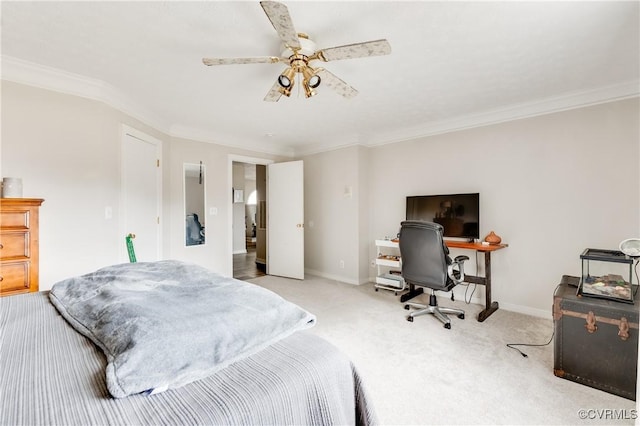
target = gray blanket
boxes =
[49,260,316,398]
[1,291,378,425]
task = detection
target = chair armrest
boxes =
[448,255,469,284]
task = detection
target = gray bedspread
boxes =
[48,260,316,398]
[0,291,377,425]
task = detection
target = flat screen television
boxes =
[406,193,480,240]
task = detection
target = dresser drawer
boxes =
[0,261,30,294]
[0,231,30,260]
[0,198,43,296]
[0,209,30,229]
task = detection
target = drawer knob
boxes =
[0,243,3,249]
[0,276,3,282]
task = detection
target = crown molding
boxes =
[1,55,171,135]
[1,55,295,157]
[169,124,295,158]
[3,55,638,158]
[364,80,640,149]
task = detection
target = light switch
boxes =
[105,206,113,220]
[209,207,218,216]
[344,186,353,199]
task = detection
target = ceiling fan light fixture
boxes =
[278,84,293,97]
[278,67,296,88]
[202,1,392,102]
[302,66,321,89]
[302,80,317,98]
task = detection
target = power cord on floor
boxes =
[507,283,561,358]
[461,251,479,304]
[463,282,477,304]
[506,329,555,358]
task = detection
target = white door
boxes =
[267,160,304,279]
[122,127,161,262]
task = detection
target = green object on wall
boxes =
[126,234,137,263]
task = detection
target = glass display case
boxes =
[579,248,635,303]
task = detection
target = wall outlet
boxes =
[339,260,345,269]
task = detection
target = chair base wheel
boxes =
[404,304,410,310]
[458,313,465,319]
[375,288,379,292]
[444,323,451,329]
[407,316,414,322]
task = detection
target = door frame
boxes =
[227,154,273,276]
[120,124,163,262]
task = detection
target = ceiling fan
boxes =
[202,1,391,102]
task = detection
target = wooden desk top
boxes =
[445,240,508,252]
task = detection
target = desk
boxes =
[400,240,508,322]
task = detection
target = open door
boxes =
[267,160,304,279]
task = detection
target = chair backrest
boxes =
[186,213,204,245]
[399,220,452,291]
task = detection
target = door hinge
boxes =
[157,217,160,224]
[157,159,160,167]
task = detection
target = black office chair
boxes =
[186,213,205,245]
[399,220,469,329]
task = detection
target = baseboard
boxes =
[366,275,552,319]
[499,302,551,320]
[233,249,248,255]
[304,268,366,285]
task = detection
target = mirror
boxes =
[184,163,206,246]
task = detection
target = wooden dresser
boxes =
[0,198,44,296]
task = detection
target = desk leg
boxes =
[400,284,423,303]
[477,251,499,322]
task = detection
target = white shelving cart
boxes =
[374,239,405,295]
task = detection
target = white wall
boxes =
[303,145,365,284]
[300,98,639,317]
[1,81,283,288]
[3,79,638,319]
[164,139,283,276]
[366,98,639,317]
[1,81,170,288]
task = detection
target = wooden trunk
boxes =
[553,279,638,400]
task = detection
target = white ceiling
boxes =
[2,1,638,157]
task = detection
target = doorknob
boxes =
[296,223,304,228]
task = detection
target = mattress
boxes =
[0,291,377,425]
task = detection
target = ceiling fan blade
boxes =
[202,57,280,66]
[316,69,358,99]
[263,80,283,102]
[316,39,391,62]
[260,1,301,50]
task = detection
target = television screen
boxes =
[406,193,480,240]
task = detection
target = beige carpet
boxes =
[248,274,636,425]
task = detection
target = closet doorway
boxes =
[121,125,162,262]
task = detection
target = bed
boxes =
[0,261,376,425]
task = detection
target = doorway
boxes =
[228,156,304,281]
[233,249,265,280]
[230,157,270,280]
